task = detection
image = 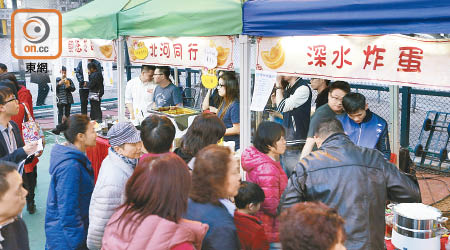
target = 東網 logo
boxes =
[11,9,62,59]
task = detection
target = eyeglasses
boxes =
[153,73,164,76]
[3,97,17,104]
[217,84,226,89]
[329,94,344,101]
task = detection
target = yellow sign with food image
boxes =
[261,40,285,69]
[125,36,234,70]
[201,68,218,89]
[217,46,230,66]
[62,38,117,61]
[209,40,230,67]
[99,45,113,58]
[128,41,149,60]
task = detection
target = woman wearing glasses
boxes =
[203,72,240,151]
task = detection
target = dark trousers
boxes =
[79,89,90,115]
[280,143,305,178]
[57,103,71,124]
[90,99,102,122]
[36,83,49,106]
[22,167,37,204]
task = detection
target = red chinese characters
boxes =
[363,45,386,70]
[188,43,198,61]
[75,40,82,53]
[397,47,423,72]
[83,39,89,53]
[68,40,74,53]
[173,43,182,60]
[307,45,327,67]
[332,46,352,69]
[149,43,158,57]
[160,42,170,58]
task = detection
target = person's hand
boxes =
[83,81,88,87]
[147,88,154,94]
[23,141,39,155]
[276,75,283,88]
[64,79,70,87]
[34,150,43,157]
[209,107,218,113]
[271,92,276,105]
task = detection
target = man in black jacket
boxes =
[87,62,104,122]
[75,59,102,115]
[0,161,30,250]
[280,118,421,250]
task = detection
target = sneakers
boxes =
[27,201,36,214]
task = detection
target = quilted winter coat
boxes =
[102,207,209,250]
[45,144,94,249]
[87,148,135,250]
[241,146,288,242]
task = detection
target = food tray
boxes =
[148,106,200,118]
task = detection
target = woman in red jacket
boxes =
[241,121,288,249]
[1,73,42,214]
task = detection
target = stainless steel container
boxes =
[389,203,447,250]
[148,107,200,131]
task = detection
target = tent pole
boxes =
[389,85,400,166]
[117,36,126,122]
[174,67,179,86]
[239,35,251,152]
[51,60,60,130]
[400,87,411,148]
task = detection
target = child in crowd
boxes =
[234,181,270,250]
[139,114,175,161]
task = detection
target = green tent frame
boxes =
[62,0,243,39]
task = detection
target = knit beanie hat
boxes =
[107,122,141,147]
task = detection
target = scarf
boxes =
[110,147,138,168]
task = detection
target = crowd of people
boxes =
[0,63,423,250]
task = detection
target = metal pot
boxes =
[389,203,447,238]
[389,203,448,250]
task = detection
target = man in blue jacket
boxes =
[337,92,391,160]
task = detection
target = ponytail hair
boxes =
[59,114,91,144]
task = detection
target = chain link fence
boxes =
[348,82,450,173]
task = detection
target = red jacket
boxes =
[11,86,34,134]
[18,86,34,118]
[234,210,269,250]
[11,86,38,173]
[241,146,288,242]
